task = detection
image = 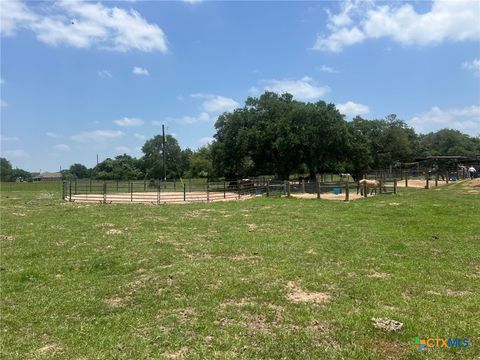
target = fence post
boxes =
[344,182,349,201]
[69,181,72,202]
[130,181,133,202]
[183,183,186,202]
[379,180,383,194]
[144,180,146,191]
[206,180,210,202]
[89,179,92,192]
[266,180,270,197]
[394,179,397,194]
[237,180,241,199]
[287,181,291,197]
[405,172,408,188]
[363,181,367,198]
[316,179,321,199]
[302,179,305,193]
[435,173,438,187]
[62,181,65,200]
[157,182,160,205]
[74,179,77,195]
[174,179,176,191]
[445,173,449,184]
[224,181,226,199]
[425,177,430,189]
[103,181,107,204]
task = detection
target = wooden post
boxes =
[74,179,77,194]
[144,180,146,191]
[393,179,397,194]
[266,180,270,197]
[317,179,321,199]
[363,181,367,198]
[286,181,291,197]
[157,183,160,205]
[183,183,186,202]
[445,173,449,184]
[174,179,176,191]
[425,177,430,189]
[344,182,349,201]
[206,180,210,202]
[130,181,133,202]
[237,180,241,199]
[302,179,305,193]
[435,173,438,187]
[405,172,408,188]
[89,179,92,192]
[223,181,226,199]
[69,182,72,202]
[103,181,107,204]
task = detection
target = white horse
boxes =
[357,179,386,196]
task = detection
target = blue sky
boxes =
[1,0,479,172]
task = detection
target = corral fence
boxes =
[62,177,399,204]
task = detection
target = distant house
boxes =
[33,172,62,181]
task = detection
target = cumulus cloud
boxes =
[0,78,5,85]
[114,146,132,153]
[132,66,149,76]
[191,94,240,113]
[320,65,339,73]
[167,112,211,125]
[462,59,480,77]
[114,117,144,127]
[261,76,330,101]
[1,0,168,53]
[46,132,62,138]
[409,105,480,136]
[71,130,124,142]
[199,137,214,146]
[134,133,146,140]
[52,143,70,151]
[336,101,370,118]
[314,0,480,52]
[1,100,8,107]
[3,149,29,158]
[0,135,20,142]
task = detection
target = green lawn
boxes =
[0,181,479,359]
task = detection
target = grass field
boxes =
[0,181,479,359]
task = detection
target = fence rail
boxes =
[62,177,403,204]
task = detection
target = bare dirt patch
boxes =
[104,297,123,307]
[371,317,403,332]
[367,271,390,279]
[105,227,128,235]
[36,343,63,354]
[286,281,331,304]
[162,347,188,359]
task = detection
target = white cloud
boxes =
[190,94,239,113]
[183,0,203,4]
[46,132,62,138]
[315,0,480,52]
[52,143,70,151]
[114,117,144,127]
[0,78,5,85]
[3,149,29,158]
[261,76,330,101]
[199,137,214,146]
[320,65,339,73]
[134,133,146,140]
[71,130,125,142]
[462,59,480,77]
[132,66,149,76]
[248,86,259,95]
[98,69,113,78]
[167,112,211,125]
[0,135,20,142]
[336,101,370,118]
[1,99,8,107]
[1,0,168,53]
[409,105,480,136]
[114,146,132,153]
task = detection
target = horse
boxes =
[357,179,386,196]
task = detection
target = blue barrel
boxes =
[333,187,341,195]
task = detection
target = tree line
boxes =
[1,91,479,182]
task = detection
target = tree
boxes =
[141,135,183,179]
[418,129,480,157]
[0,158,13,181]
[91,155,143,180]
[69,163,90,179]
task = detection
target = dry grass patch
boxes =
[286,281,331,304]
[371,317,403,332]
[367,270,390,279]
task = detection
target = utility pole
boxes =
[96,153,99,165]
[162,124,166,180]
